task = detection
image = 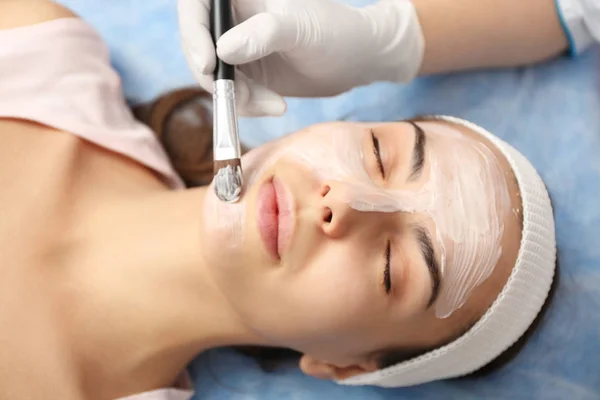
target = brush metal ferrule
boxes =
[213,79,241,161]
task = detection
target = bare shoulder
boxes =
[0,0,79,30]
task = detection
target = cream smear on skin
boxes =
[203,119,511,318]
[203,140,277,249]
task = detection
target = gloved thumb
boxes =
[235,70,287,117]
[217,13,300,65]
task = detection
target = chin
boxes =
[201,177,266,274]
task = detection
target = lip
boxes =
[257,176,295,261]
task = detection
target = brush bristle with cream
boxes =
[211,0,243,203]
[213,159,243,203]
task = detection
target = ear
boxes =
[299,355,380,381]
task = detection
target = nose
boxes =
[320,182,362,239]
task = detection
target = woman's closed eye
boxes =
[371,130,385,178]
[383,240,392,294]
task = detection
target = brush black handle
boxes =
[210,0,235,81]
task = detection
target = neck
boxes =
[70,187,263,397]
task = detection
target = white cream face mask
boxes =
[206,120,511,318]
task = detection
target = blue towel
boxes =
[57,0,600,398]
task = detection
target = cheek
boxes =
[286,246,380,334]
[257,126,368,183]
[272,247,388,359]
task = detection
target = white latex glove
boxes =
[178,0,425,117]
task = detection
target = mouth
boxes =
[257,176,294,261]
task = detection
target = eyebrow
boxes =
[412,224,441,308]
[407,122,426,181]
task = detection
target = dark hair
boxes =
[131,90,559,379]
[130,88,249,188]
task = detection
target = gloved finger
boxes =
[236,70,287,117]
[177,0,215,75]
[217,13,299,65]
[182,46,216,94]
[185,65,254,113]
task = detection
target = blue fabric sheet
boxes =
[57,0,600,398]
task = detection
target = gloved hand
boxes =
[178,0,425,117]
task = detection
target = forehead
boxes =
[417,119,523,322]
[360,119,520,317]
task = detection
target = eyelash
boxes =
[384,240,392,294]
[371,130,385,178]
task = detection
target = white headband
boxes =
[338,116,557,387]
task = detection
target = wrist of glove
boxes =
[178,0,425,117]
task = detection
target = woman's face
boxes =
[201,120,522,373]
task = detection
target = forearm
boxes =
[413,0,569,75]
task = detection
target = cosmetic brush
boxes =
[211,0,243,203]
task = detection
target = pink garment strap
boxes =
[0,18,185,189]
